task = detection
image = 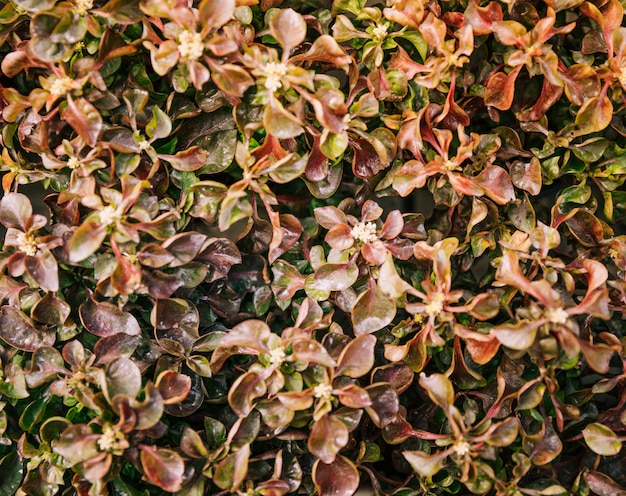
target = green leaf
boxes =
[0,452,24,496]
[213,445,250,491]
[582,423,622,456]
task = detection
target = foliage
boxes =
[1,0,626,494]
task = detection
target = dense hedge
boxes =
[1,0,626,494]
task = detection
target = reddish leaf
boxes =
[79,298,141,337]
[156,371,192,405]
[140,445,185,493]
[62,96,102,147]
[365,383,400,428]
[349,135,385,179]
[0,306,55,351]
[312,455,359,496]
[351,281,396,335]
[485,66,522,110]
[308,414,349,464]
[336,335,377,378]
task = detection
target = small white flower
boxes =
[178,30,205,61]
[313,383,333,400]
[425,292,445,317]
[351,222,378,244]
[137,139,151,151]
[262,62,289,92]
[67,156,81,169]
[545,307,568,325]
[74,0,93,16]
[453,439,471,456]
[98,205,121,227]
[97,425,128,453]
[426,293,446,317]
[269,347,286,365]
[371,23,388,41]
[48,77,73,98]
[16,232,37,256]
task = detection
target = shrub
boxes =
[1,0,626,494]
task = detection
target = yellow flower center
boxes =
[262,62,289,92]
[351,221,378,244]
[16,232,37,256]
[425,292,445,317]
[178,30,204,61]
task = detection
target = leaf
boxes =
[105,358,142,400]
[308,414,349,464]
[264,94,304,139]
[511,157,542,196]
[62,96,103,147]
[336,335,377,377]
[159,147,209,172]
[573,92,613,137]
[419,373,454,410]
[312,455,360,496]
[269,8,307,54]
[486,417,520,447]
[583,471,626,496]
[292,340,336,368]
[228,371,267,417]
[351,282,396,335]
[213,445,250,491]
[0,306,55,351]
[349,135,385,179]
[146,105,171,140]
[582,423,622,456]
[314,262,358,292]
[68,220,108,263]
[79,298,141,337]
[199,0,235,29]
[140,445,185,493]
[485,66,522,110]
[0,452,24,496]
[522,418,562,466]
[491,320,542,350]
[474,165,516,205]
[0,192,31,229]
[365,383,400,428]
[403,449,449,477]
